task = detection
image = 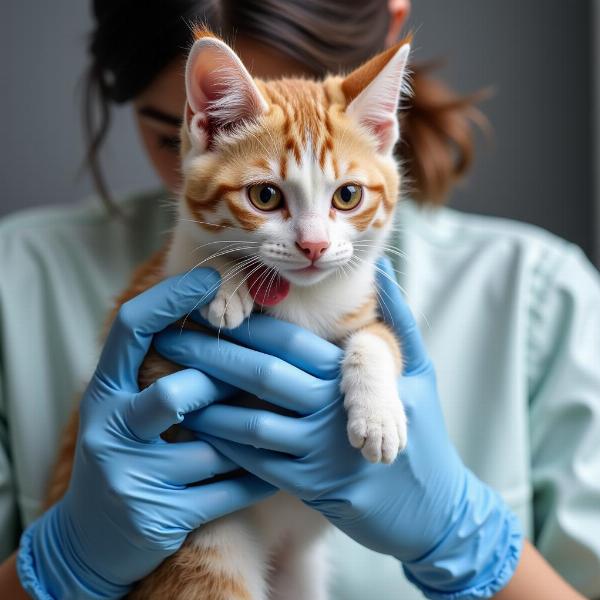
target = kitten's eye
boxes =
[332,184,362,211]
[248,184,283,211]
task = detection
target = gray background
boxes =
[1,1,598,265]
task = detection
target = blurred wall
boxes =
[1,1,597,265]
[410,1,595,262]
[0,1,160,216]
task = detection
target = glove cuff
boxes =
[16,523,53,600]
[17,503,131,600]
[401,472,523,600]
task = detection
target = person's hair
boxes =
[85,0,483,211]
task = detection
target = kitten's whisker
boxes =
[353,242,408,260]
[182,248,247,280]
[180,255,262,329]
[216,261,267,335]
[224,260,266,309]
[259,267,280,314]
[247,263,277,312]
[189,243,250,264]
[373,282,397,330]
[346,254,397,329]
[210,256,262,291]
[185,256,263,337]
[349,253,430,330]
[357,233,406,244]
[181,246,259,282]
[190,239,259,253]
[350,253,405,294]
[339,262,351,280]
[345,256,362,277]
[354,239,406,251]
[213,258,260,288]
[176,217,236,231]
[252,266,277,315]
[198,245,258,263]
[356,246,407,260]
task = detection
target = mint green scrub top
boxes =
[1,191,599,598]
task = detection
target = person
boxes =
[0,0,599,598]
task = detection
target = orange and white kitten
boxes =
[47,29,411,600]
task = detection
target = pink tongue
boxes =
[246,266,290,307]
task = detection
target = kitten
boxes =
[47,29,411,600]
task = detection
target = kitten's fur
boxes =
[46,30,411,600]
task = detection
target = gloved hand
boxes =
[154,257,523,600]
[17,269,275,600]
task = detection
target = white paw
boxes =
[201,282,254,329]
[346,391,407,464]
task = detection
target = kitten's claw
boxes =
[201,283,254,329]
[347,395,407,464]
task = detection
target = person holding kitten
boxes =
[1,1,599,599]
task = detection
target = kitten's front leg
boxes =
[199,256,255,329]
[341,322,407,464]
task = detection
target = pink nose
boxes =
[296,240,330,262]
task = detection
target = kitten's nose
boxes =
[296,240,330,262]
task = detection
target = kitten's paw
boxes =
[201,282,254,329]
[346,393,407,464]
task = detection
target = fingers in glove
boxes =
[99,269,221,391]
[150,440,239,486]
[186,404,312,456]
[127,369,230,441]
[179,474,277,529]
[154,330,338,415]
[193,313,342,379]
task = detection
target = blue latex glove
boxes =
[154,257,523,600]
[17,269,275,600]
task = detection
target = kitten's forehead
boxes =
[259,78,336,135]
[250,78,368,202]
[257,78,341,174]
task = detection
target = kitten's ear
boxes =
[342,40,411,155]
[184,34,268,152]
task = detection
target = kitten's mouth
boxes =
[246,264,290,307]
[293,265,321,274]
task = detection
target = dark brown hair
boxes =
[85,0,483,209]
